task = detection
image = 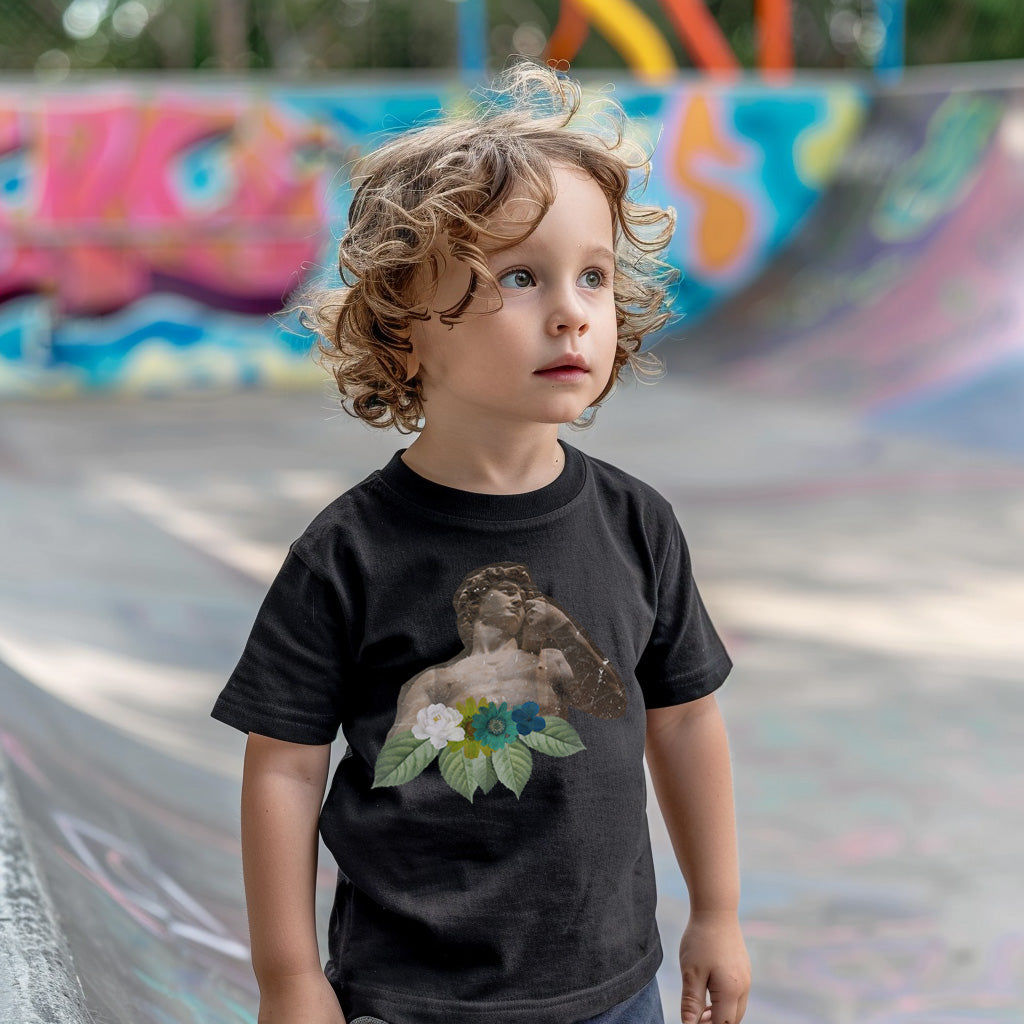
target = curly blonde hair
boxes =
[300,60,677,433]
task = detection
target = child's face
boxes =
[408,165,618,434]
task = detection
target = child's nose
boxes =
[546,285,589,336]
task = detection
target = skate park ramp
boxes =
[2,69,1024,1024]
[675,64,1024,459]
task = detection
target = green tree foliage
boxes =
[906,0,1024,64]
[2,0,1021,75]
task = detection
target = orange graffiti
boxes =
[674,95,752,275]
[548,0,793,75]
[756,0,794,72]
[545,1,589,64]
[657,0,740,74]
[0,109,17,156]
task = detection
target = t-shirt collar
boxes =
[378,439,586,521]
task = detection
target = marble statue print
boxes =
[372,562,626,802]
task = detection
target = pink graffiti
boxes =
[54,811,250,961]
[0,91,336,314]
[0,108,17,158]
[0,729,50,789]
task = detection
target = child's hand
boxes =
[678,910,750,1024]
[256,969,347,1024]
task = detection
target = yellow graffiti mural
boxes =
[674,94,751,275]
[794,91,866,188]
[570,0,677,79]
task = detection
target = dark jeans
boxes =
[349,976,665,1024]
[580,976,665,1024]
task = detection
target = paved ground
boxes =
[1,370,1023,1022]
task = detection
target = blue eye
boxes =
[579,269,605,289]
[498,268,534,289]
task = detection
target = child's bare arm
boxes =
[241,733,346,1024]
[646,695,750,1024]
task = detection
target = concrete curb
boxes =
[0,747,92,1024]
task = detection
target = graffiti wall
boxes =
[0,78,866,396]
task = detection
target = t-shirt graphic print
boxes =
[373,561,626,802]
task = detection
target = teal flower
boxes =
[470,701,518,751]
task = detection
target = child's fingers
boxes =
[684,1007,712,1024]
[709,973,748,1024]
[680,978,710,1024]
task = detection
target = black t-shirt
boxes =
[212,441,731,1024]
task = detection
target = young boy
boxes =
[212,62,750,1024]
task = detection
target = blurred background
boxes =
[2,3,1023,1024]
[3,0,1024,73]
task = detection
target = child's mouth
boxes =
[535,365,588,381]
[536,368,585,385]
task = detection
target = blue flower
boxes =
[470,701,519,751]
[511,701,546,735]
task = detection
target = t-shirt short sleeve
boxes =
[635,514,732,708]
[211,547,347,744]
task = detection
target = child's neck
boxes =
[401,423,565,495]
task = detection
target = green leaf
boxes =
[464,750,495,792]
[439,745,478,802]
[491,741,532,798]
[476,755,499,794]
[372,732,438,788]
[518,717,586,757]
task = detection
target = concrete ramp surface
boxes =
[680,69,1024,457]
[1,660,253,1023]
[2,68,1024,1024]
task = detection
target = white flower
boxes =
[412,703,466,749]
